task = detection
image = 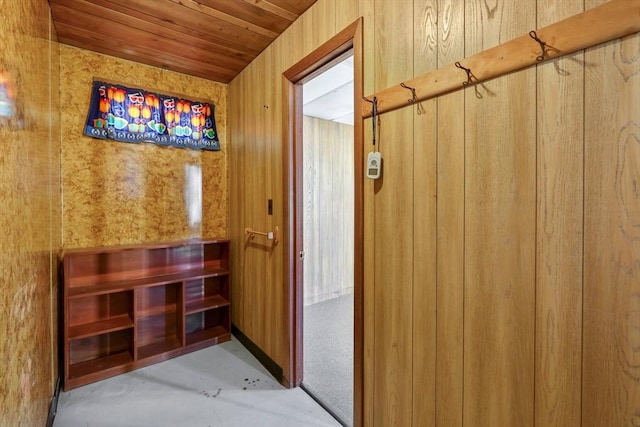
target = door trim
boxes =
[282,18,364,427]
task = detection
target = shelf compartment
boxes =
[68,329,133,370]
[203,242,229,271]
[136,312,182,359]
[185,307,230,346]
[185,276,229,312]
[69,291,133,330]
[136,282,181,318]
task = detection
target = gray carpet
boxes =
[303,293,353,426]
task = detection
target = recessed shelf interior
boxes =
[69,329,133,371]
[185,276,229,314]
[70,291,133,326]
[136,312,182,359]
[136,283,181,318]
[185,307,229,341]
[69,291,134,339]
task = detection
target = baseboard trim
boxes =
[46,375,61,427]
[231,324,283,384]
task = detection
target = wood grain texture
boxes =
[535,1,584,426]
[60,46,228,249]
[412,0,438,425]
[359,0,376,425]
[435,0,465,425]
[270,38,289,384]
[302,116,354,305]
[372,1,414,426]
[335,0,359,36]
[351,18,365,427]
[300,0,336,59]
[0,1,60,424]
[463,1,536,426]
[228,0,340,387]
[582,22,640,426]
[227,1,640,426]
[361,0,640,118]
[49,0,319,83]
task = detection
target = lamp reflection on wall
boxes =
[0,68,17,120]
[184,163,202,231]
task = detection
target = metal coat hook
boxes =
[400,82,418,103]
[455,61,473,86]
[363,96,378,147]
[529,30,547,61]
[400,82,425,115]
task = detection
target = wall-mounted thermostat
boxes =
[367,151,382,179]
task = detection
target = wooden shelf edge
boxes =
[68,351,133,381]
[68,315,134,340]
[185,296,230,315]
[136,337,182,360]
[68,267,229,297]
[185,326,230,346]
[135,304,178,320]
[62,238,229,256]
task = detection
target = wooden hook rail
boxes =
[361,0,640,118]
[245,225,279,245]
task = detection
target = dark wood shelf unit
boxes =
[62,239,231,390]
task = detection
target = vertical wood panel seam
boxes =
[434,0,439,424]
[533,4,538,426]
[462,2,466,425]
[49,10,56,389]
[580,24,586,426]
[372,2,377,425]
[411,2,415,426]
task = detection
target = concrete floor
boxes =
[54,337,341,427]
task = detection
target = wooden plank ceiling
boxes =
[49,0,317,83]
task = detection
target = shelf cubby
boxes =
[185,306,230,346]
[68,291,133,339]
[185,276,230,314]
[136,312,183,359]
[68,329,134,384]
[136,283,181,318]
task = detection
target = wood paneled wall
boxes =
[0,2,61,425]
[583,3,640,425]
[228,0,639,425]
[303,116,354,305]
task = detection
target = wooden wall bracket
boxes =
[361,0,640,118]
[245,225,279,245]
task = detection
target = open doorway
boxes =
[301,55,354,426]
[282,18,363,427]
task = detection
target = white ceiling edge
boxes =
[303,55,354,126]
